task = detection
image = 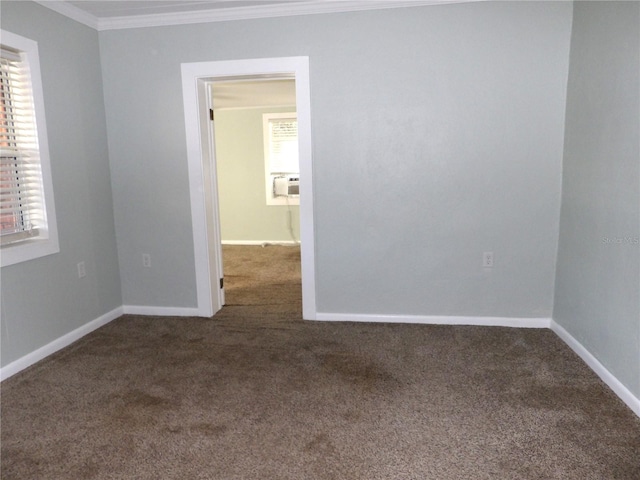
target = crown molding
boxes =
[34,1,480,32]
[99,1,475,31]
[33,1,99,30]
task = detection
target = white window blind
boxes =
[267,116,298,173]
[0,46,45,245]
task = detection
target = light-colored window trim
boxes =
[263,112,299,206]
[1,30,58,267]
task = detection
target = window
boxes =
[1,30,58,267]
[263,112,299,206]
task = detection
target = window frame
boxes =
[263,112,300,206]
[1,30,58,267]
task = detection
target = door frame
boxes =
[181,56,316,319]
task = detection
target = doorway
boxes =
[180,57,316,319]
[210,78,301,308]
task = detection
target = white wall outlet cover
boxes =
[483,252,494,268]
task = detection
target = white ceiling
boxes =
[34,0,462,30]
[212,79,296,110]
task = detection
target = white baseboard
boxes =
[221,240,299,246]
[315,312,552,328]
[0,306,124,382]
[122,305,203,316]
[551,320,640,418]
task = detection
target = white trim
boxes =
[181,68,216,317]
[551,320,640,418]
[0,306,123,382]
[122,305,203,317]
[292,60,317,320]
[222,240,299,246]
[96,1,481,31]
[205,85,227,308]
[32,1,99,30]
[315,313,552,328]
[181,57,316,321]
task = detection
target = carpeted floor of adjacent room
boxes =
[1,245,639,479]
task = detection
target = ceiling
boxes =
[34,0,459,30]
[212,79,296,110]
[65,1,303,18]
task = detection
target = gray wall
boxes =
[214,107,300,243]
[99,1,573,315]
[0,2,121,366]
[554,2,640,396]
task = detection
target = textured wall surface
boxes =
[554,1,640,396]
[1,2,121,366]
[214,107,300,243]
[99,2,572,315]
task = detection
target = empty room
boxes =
[1,1,638,478]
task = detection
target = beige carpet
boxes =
[1,245,639,479]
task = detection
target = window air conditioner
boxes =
[273,175,300,197]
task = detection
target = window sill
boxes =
[1,236,59,267]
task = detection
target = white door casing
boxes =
[181,57,316,319]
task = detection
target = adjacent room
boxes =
[1,1,638,478]
[211,78,302,309]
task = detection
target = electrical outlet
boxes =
[77,261,86,278]
[483,252,494,268]
[142,253,151,268]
